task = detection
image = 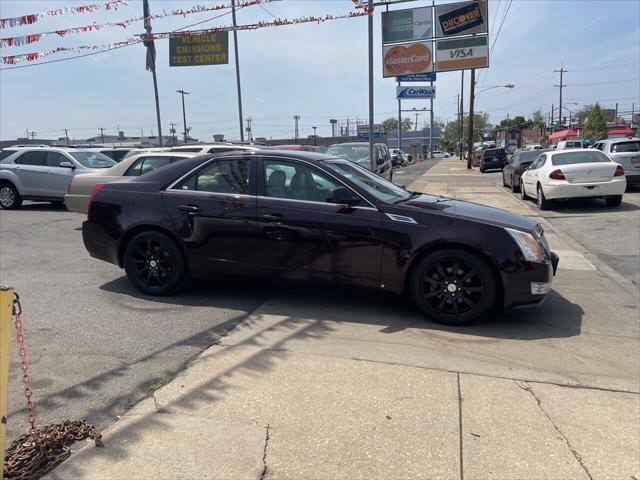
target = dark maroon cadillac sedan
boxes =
[82,151,559,325]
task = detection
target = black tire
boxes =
[605,195,622,207]
[409,249,496,326]
[537,184,551,210]
[479,166,485,173]
[520,181,528,200]
[0,183,22,209]
[124,231,187,295]
[511,175,520,193]
[502,174,508,187]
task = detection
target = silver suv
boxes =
[324,142,393,181]
[592,138,640,186]
[0,147,116,209]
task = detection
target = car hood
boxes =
[396,194,537,232]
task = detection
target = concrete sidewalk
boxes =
[48,159,639,480]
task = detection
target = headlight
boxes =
[506,228,547,262]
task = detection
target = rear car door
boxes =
[504,153,517,185]
[12,151,48,196]
[44,151,75,198]
[256,157,383,287]
[161,156,259,277]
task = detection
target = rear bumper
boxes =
[544,178,626,199]
[503,252,558,310]
[82,220,120,266]
[64,194,89,214]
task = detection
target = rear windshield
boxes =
[484,149,505,156]
[69,151,116,168]
[611,141,640,153]
[552,151,611,166]
[517,150,548,163]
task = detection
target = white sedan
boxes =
[431,151,451,159]
[520,149,626,210]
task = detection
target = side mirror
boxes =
[59,161,75,169]
[327,186,360,207]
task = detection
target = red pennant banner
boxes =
[0,0,127,29]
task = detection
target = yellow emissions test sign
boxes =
[169,32,229,67]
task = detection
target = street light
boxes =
[475,84,515,97]
[312,126,317,146]
[176,90,189,143]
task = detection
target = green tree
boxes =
[381,117,413,133]
[464,113,490,143]
[439,120,459,152]
[529,110,545,128]
[582,103,608,140]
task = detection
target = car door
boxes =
[522,155,541,193]
[256,157,383,287]
[43,151,75,198]
[12,150,48,196]
[504,153,516,185]
[161,156,259,277]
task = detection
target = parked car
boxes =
[169,143,264,155]
[479,148,508,173]
[431,151,451,159]
[121,147,170,160]
[502,149,549,193]
[556,140,585,150]
[82,151,558,325]
[525,144,543,151]
[95,148,140,162]
[591,137,640,186]
[0,148,116,209]
[65,151,198,214]
[390,148,412,165]
[325,142,393,181]
[271,144,317,152]
[520,149,626,210]
[472,144,494,167]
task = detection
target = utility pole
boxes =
[367,0,374,169]
[459,70,465,158]
[554,66,566,127]
[429,78,434,159]
[99,127,106,143]
[294,115,300,143]
[64,129,70,146]
[466,69,476,169]
[177,90,189,143]
[312,126,317,146]
[143,0,163,147]
[397,79,402,150]
[346,118,350,137]
[631,103,635,130]
[414,113,419,131]
[615,102,618,124]
[245,116,253,142]
[169,123,177,145]
[231,0,244,142]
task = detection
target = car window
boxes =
[124,157,145,176]
[69,151,116,168]
[552,151,612,166]
[263,159,339,203]
[325,145,371,168]
[175,158,250,194]
[0,150,17,161]
[326,160,410,204]
[46,152,69,167]
[140,156,174,175]
[611,141,640,153]
[15,151,47,166]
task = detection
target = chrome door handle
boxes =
[261,213,284,222]
[177,204,202,213]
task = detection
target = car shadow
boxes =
[17,201,69,212]
[101,275,583,341]
[543,197,639,214]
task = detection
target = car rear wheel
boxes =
[605,195,622,207]
[537,185,551,210]
[409,249,496,325]
[511,175,520,193]
[124,231,187,295]
[0,183,22,209]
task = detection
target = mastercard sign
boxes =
[382,41,433,78]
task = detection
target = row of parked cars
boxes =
[475,137,639,210]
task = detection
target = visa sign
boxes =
[397,86,436,99]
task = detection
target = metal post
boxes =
[459,70,464,158]
[367,0,374,168]
[429,79,434,159]
[313,127,317,146]
[231,0,244,142]
[466,68,476,169]
[0,285,13,479]
[177,90,189,143]
[632,103,635,130]
[151,69,163,146]
[397,80,402,150]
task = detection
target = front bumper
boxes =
[544,178,626,200]
[503,251,559,310]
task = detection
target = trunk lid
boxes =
[558,162,617,183]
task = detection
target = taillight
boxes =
[614,165,625,177]
[87,183,105,218]
[549,169,566,180]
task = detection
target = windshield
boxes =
[69,151,116,168]
[326,160,410,203]
[325,145,371,167]
[552,151,611,166]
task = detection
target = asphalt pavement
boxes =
[484,169,640,286]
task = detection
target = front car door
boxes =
[523,154,546,193]
[161,156,259,277]
[256,156,383,287]
[44,151,75,198]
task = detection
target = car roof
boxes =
[600,137,640,144]
[328,142,385,147]
[126,151,200,159]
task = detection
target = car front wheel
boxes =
[409,249,496,325]
[124,231,187,295]
[0,183,22,209]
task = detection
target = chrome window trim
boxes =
[256,195,378,211]
[164,189,252,200]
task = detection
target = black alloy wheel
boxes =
[410,249,496,325]
[0,183,22,209]
[124,231,187,295]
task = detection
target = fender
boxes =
[0,169,25,194]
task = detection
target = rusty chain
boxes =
[3,293,103,480]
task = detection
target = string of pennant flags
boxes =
[0,0,128,29]
[1,8,370,65]
[0,0,282,47]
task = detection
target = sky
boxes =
[0,0,639,142]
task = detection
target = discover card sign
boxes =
[435,0,488,37]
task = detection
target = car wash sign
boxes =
[435,0,488,37]
[169,32,229,66]
[382,7,433,44]
[397,86,436,99]
[435,35,489,71]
